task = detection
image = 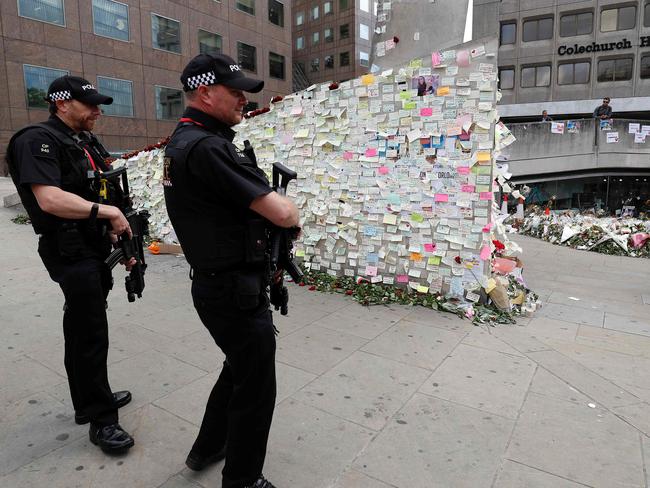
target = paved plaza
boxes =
[1,202,650,488]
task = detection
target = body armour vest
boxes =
[163,123,268,273]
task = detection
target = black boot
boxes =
[185,447,226,471]
[89,423,134,453]
[245,475,276,488]
[75,390,132,425]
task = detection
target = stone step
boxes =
[0,176,23,210]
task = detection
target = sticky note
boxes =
[410,212,424,223]
[295,249,306,257]
[343,151,354,160]
[479,192,493,200]
[428,256,442,265]
[291,106,302,115]
[383,214,397,225]
[416,285,429,294]
[420,107,433,117]
[457,166,470,175]
[480,245,491,261]
[365,148,378,157]
[399,91,412,100]
[365,265,378,277]
[378,166,390,175]
[403,101,417,110]
[361,74,375,85]
[435,194,449,202]
[461,185,475,192]
[424,243,436,253]
[397,275,409,283]
[456,50,470,67]
[477,151,491,162]
[431,51,442,66]
[436,86,450,96]
[410,252,423,261]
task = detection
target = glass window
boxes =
[268,0,283,26]
[324,1,332,15]
[498,67,514,89]
[92,0,129,41]
[244,101,259,112]
[311,5,319,20]
[198,30,222,55]
[18,0,64,26]
[340,51,350,66]
[523,17,554,42]
[560,11,592,37]
[558,61,590,84]
[325,55,334,68]
[601,6,636,32]
[269,52,285,79]
[97,76,133,117]
[312,31,320,45]
[360,0,369,12]
[339,0,348,10]
[296,11,304,25]
[296,36,304,49]
[500,22,516,45]
[23,64,68,109]
[340,23,349,39]
[236,0,255,15]
[311,58,319,72]
[155,86,183,120]
[598,57,633,82]
[359,23,369,40]
[645,3,650,27]
[521,65,551,88]
[360,51,369,67]
[324,27,333,42]
[151,14,181,53]
[237,42,257,72]
[641,54,650,78]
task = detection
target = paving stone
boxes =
[293,350,430,431]
[507,392,645,488]
[0,405,197,488]
[536,302,604,327]
[549,292,649,320]
[493,460,593,488]
[276,325,368,375]
[420,344,536,419]
[331,469,395,488]
[275,361,317,404]
[361,320,465,370]
[311,306,401,340]
[273,304,333,338]
[492,326,553,354]
[604,312,650,337]
[524,316,580,345]
[153,328,225,373]
[153,373,216,427]
[528,367,593,406]
[132,305,205,339]
[0,355,66,407]
[158,474,204,488]
[401,306,471,332]
[354,394,513,488]
[612,402,650,437]
[576,325,650,358]
[460,326,525,357]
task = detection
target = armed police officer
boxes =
[7,76,135,454]
[163,54,300,488]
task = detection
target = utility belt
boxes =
[39,220,111,260]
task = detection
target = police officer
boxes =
[7,76,135,453]
[164,54,299,488]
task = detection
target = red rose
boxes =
[393,36,400,44]
[271,96,283,103]
[454,256,462,264]
[492,239,505,250]
[345,290,354,295]
[298,282,306,287]
[308,285,316,291]
[329,82,339,90]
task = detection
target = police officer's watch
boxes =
[89,203,99,220]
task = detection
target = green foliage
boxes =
[11,214,31,225]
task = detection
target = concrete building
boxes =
[291,0,374,88]
[0,0,293,173]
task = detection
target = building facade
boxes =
[291,0,374,86]
[0,0,292,173]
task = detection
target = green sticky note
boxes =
[428,256,441,265]
[409,58,423,68]
[403,101,417,110]
[295,249,305,257]
[399,91,412,100]
[410,212,424,223]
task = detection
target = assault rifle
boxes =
[99,166,150,302]
[269,162,303,315]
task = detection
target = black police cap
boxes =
[46,76,113,105]
[180,53,264,93]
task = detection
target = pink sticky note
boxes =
[420,107,433,117]
[456,50,470,67]
[281,133,293,144]
[457,166,470,175]
[365,265,378,277]
[378,166,390,175]
[461,185,475,193]
[424,243,436,253]
[397,275,409,283]
[343,151,354,160]
[482,222,494,233]
[434,194,449,202]
[291,106,302,115]
[480,192,493,201]
[479,245,491,261]
[431,51,442,66]
[365,148,378,157]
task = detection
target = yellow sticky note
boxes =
[477,151,491,162]
[428,256,442,265]
[361,74,375,85]
[410,212,424,223]
[416,285,429,293]
[295,128,309,138]
[403,101,417,110]
[436,86,450,96]
[295,249,305,257]
[409,59,423,68]
[410,252,423,262]
[264,127,274,137]
[383,214,397,225]
[399,91,412,100]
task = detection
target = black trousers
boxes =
[38,237,118,426]
[191,272,276,488]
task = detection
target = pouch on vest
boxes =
[245,219,268,266]
[234,272,263,310]
[56,223,91,259]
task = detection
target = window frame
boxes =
[520,64,551,88]
[268,51,285,80]
[339,23,350,39]
[324,54,334,69]
[557,60,591,85]
[597,56,634,82]
[324,1,332,15]
[640,53,650,78]
[154,84,184,121]
[311,5,319,20]
[499,21,516,45]
[600,5,637,32]
[645,2,650,27]
[324,27,333,42]
[498,67,515,90]
[92,0,129,42]
[151,12,182,54]
[17,0,66,27]
[359,22,369,40]
[522,16,554,42]
[198,29,223,56]
[360,0,369,13]
[340,51,350,67]
[310,58,320,72]
[96,75,134,117]
[559,10,593,37]
[312,31,320,45]
[296,36,305,50]
[339,0,348,10]
[235,0,256,16]
[268,0,284,27]
[295,11,304,25]
[23,64,69,109]
[359,50,369,67]
[236,41,257,72]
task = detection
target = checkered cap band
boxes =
[185,71,217,90]
[49,90,72,101]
